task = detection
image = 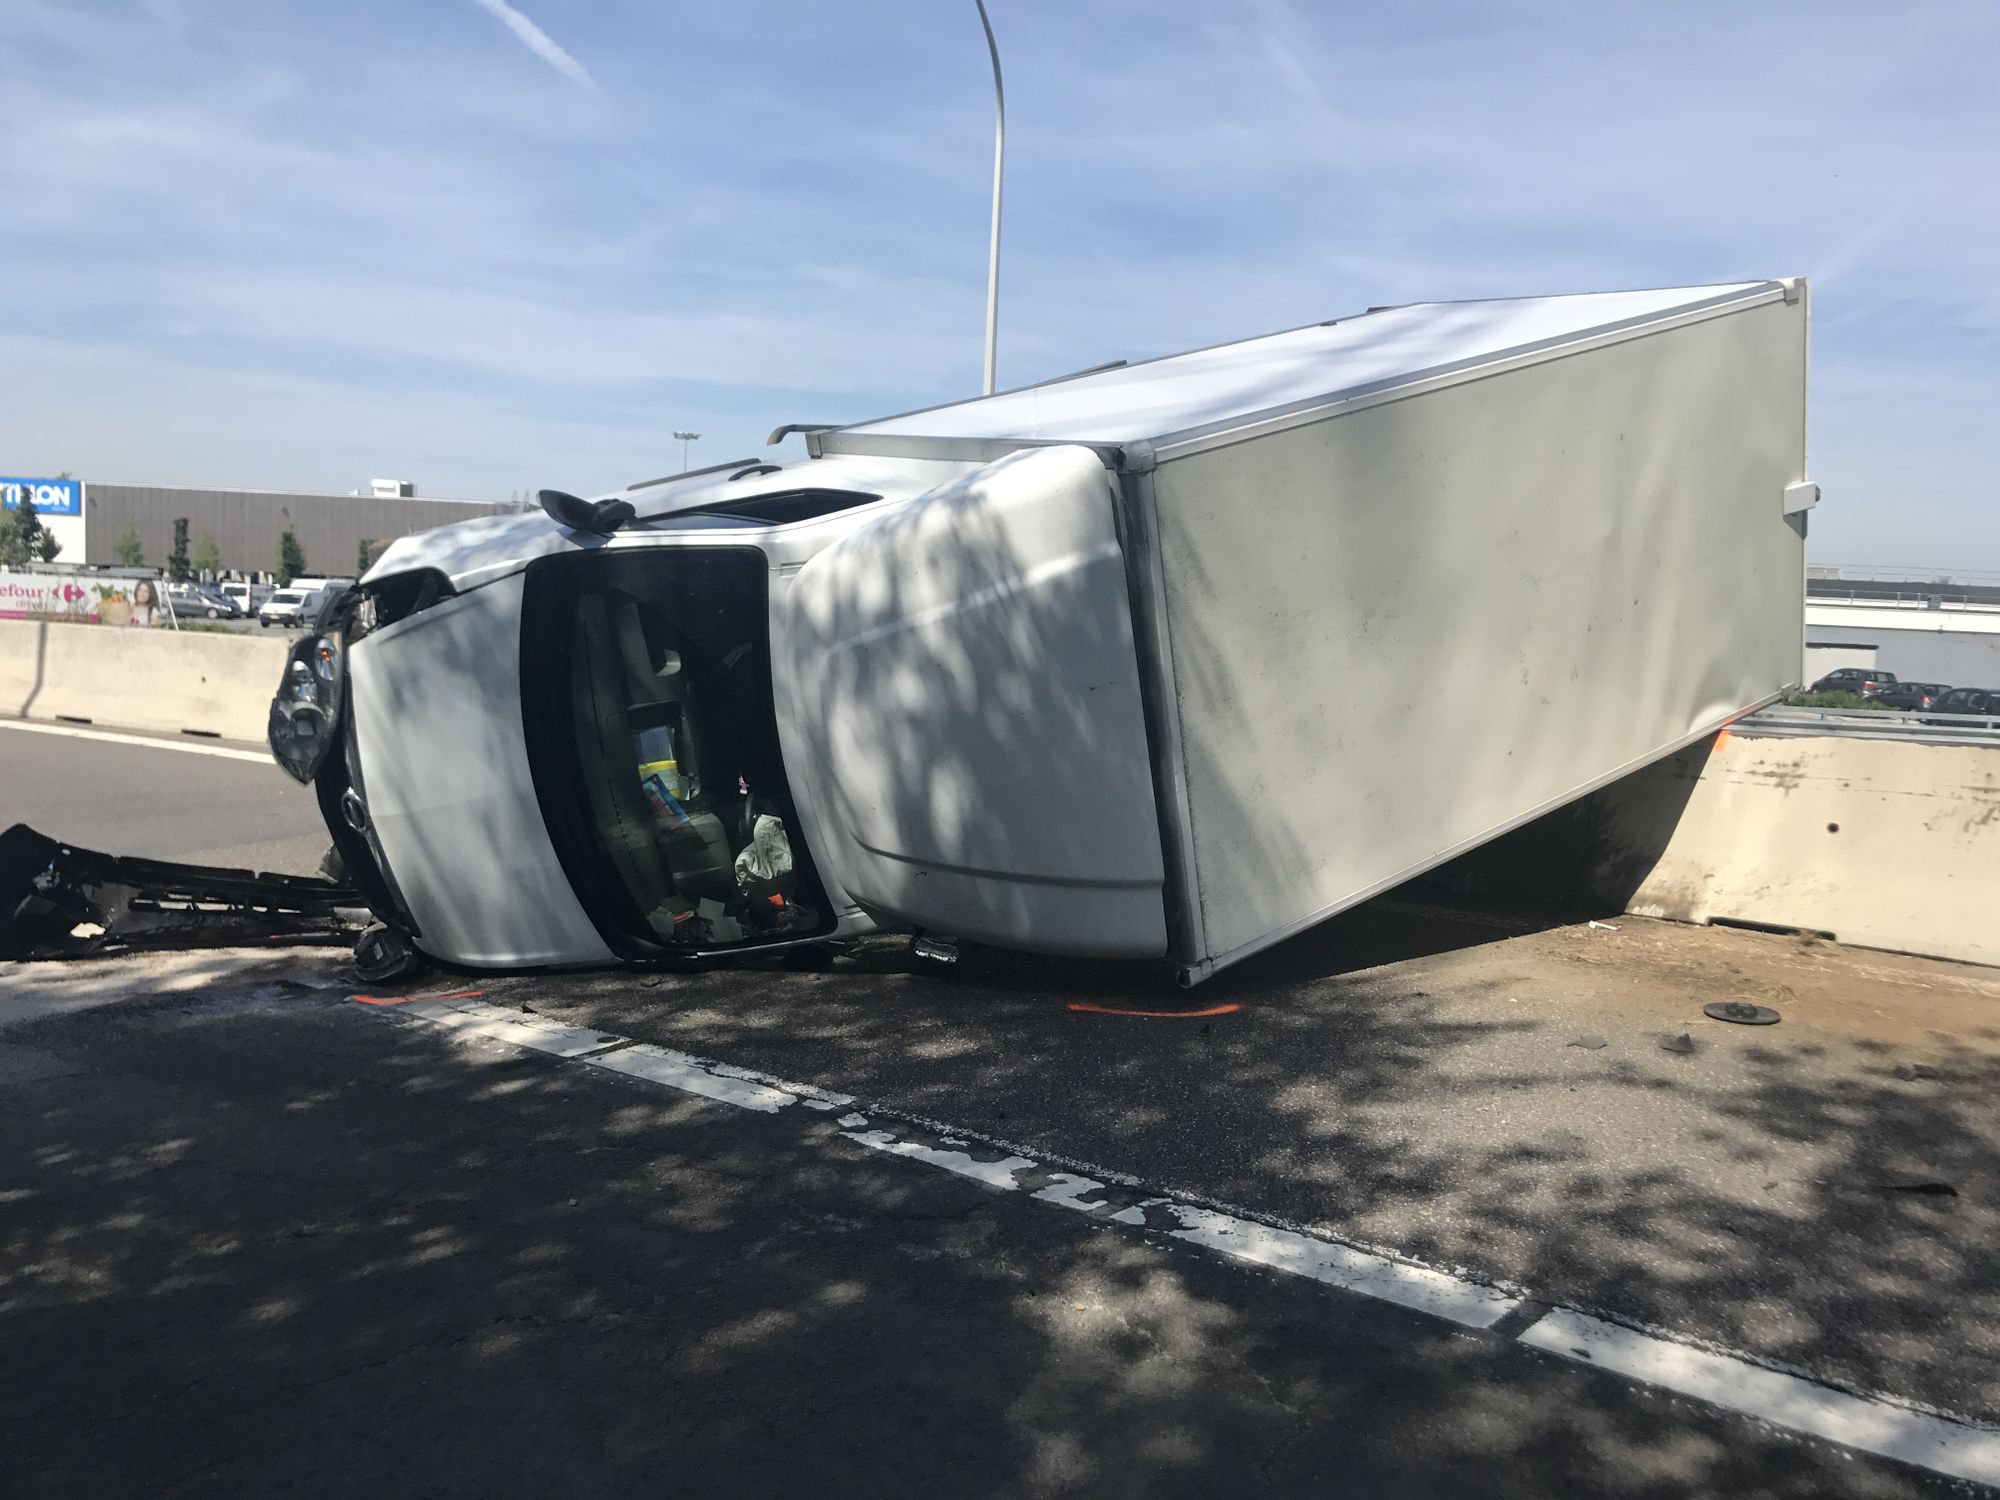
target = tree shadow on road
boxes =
[0,980,1971,1499]
[520,900,2000,1451]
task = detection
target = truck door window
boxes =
[520,548,833,955]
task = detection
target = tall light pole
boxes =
[975,0,1004,395]
[673,430,700,472]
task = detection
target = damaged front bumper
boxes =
[0,824,365,961]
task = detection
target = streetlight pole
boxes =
[975,0,1003,396]
[672,430,700,472]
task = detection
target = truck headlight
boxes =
[268,634,346,785]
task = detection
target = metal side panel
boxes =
[348,575,615,967]
[779,445,1167,956]
[1112,467,1207,970]
[1152,293,1808,973]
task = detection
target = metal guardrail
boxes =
[1811,564,2000,588]
[1808,589,2000,613]
[1739,706,2000,747]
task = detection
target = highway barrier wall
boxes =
[4,612,1995,970]
[1432,728,2000,969]
[1,618,289,743]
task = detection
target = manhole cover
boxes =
[1703,1001,1781,1026]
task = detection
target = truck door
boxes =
[779,445,1167,956]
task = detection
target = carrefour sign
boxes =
[1,477,82,517]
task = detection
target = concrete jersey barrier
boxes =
[1589,731,2000,968]
[1,618,291,743]
[1431,729,2000,970]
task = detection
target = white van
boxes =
[258,578,356,630]
[220,581,274,615]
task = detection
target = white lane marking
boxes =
[377,994,2000,1484]
[400,1000,629,1060]
[703,1058,854,1111]
[1160,1204,1519,1331]
[409,1001,853,1111]
[0,717,271,764]
[1031,1173,1115,1213]
[841,1127,1037,1190]
[586,1044,796,1113]
[1521,1309,2000,1488]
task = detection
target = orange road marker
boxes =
[1067,1001,1241,1019]
[351,989,485,1005]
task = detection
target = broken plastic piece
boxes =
[354,922,423,983]
[0,823,362,960]
[697,898,745,944]
[1567,1034,1609,1050]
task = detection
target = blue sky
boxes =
[2,0,1995,568]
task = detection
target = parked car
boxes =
[1926,687,1999,719]
[164,583,241,620]
[1810,667,1898,696]
[1870,681,1950,711]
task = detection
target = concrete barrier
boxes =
[1585,731,2000,967]
[1,618,291,743]
[1430,729,2000,969]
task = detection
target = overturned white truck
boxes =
[273,281,1814,984]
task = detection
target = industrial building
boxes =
[3,474,508,576]
[76,481,507,575]
[1805,573,2000,684]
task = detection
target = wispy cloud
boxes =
[1,0,1996,565]
[467,0,595,91]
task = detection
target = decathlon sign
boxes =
[1,478,82,517]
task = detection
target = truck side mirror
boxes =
[539,489,636,537]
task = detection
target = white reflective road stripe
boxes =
[586,1044,797,1113]
[377,995,2000,1485]
[842,1127,1037,1190]
[1156,1203,1518,1330]
[397,999,628,1059]
[1521,1309,2000,1488]
[0,717,271,764]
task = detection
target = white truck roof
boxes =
[828,281,1784,455]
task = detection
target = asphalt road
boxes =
[3,726,1996,1494]
[0,963,1970,1499]
[0,721,328,873]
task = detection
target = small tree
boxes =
[277,529,307,587]
[115,524,145,567]
[36,530,63,563]
[356,538,375,576]
[168,517,192,583]
[0,491,41,565]
[192,532,222,577]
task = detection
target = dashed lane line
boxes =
[0,717,272,764]
[369,994,2000,1490]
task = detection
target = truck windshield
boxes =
[519,547,832,954]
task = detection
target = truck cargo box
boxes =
[787,280,1811,984]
